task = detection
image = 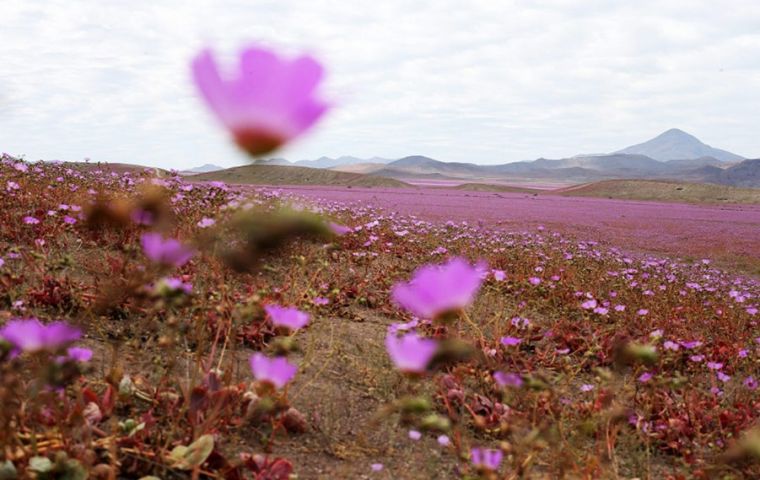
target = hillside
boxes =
[557,179,760,204]
[189,164,411,188]
[62,161,168,176]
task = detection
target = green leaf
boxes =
[168,434,214,470]
[28,457,52,473]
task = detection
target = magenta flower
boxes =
[197,217,215,228]
[192,45,329,156]
[581,299,597,310]
[638,372,653,383]
[65,347,93,362]
[493,371,523,388]
[471,448,502,472]
[23,216,40,225]
[157,277,193,294]
[140,233,194,268]
[500,336,522,347]
[328,222,351,236]
[264,304,310,331]
[385,331,438,373]
[0,318,81,353]
[249,353,297,389]
[743,376,757,390]
[408,430,422,441]
[391,257,483,319]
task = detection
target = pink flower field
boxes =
[259,185,760,273]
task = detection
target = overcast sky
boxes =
[1,1,759,169]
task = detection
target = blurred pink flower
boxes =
[66,347,93,362]
[385,331,437,373]
[500,336,521,347]
[391,257,483,319]
[249,353,297,389]
[197,217,215,228]
[140,233,194,268]
[493,371,523,388]
[0,318,81,353]
[265,304,310,331]
[471,448,502,472]
[192,45,329,156]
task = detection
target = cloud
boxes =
[0,0,758,168]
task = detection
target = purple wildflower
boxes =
[638,372,653,383]
[191,45,329,156]
[140,233,194,267]
[248,353,297,389]
[65,347,93,362]
[500,336,522,347]
[408,430,422,440]
[391,257,483,319]
[493,371,523,388]
[471,448,502,472]
[743,376,757,390]
[0,318,81,353]
[265,304,310,331]
[581,299,597,310]
[385,331,437,374]
[197,217,215,228]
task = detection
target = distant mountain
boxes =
[703,159,760,188]
[293,156,395,169]
[218,129,756,188]
[185,164,225,173]
[615,128,744,162]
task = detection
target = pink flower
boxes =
[580,384,595,392]
[197,217,215,228]
[192,45,329,156]
[249,353,297,389]
[0,318,81,353]
[471,448,502,472]
[408,430,421,440]
[370,463,383,472]
[492,269,506,281]
[23,216,40,225]
[500,336,521,347]
[65,347,93,362]
[581,299,597,310]
[264,304,310,331]
[391,257,483,319]
[493,371,523,388]
[329,222,351,235]
[437,434,450,446]
[638,372,653,383]
[743,376,757,390]
[385,331,437,373]
[140,233,194,268]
